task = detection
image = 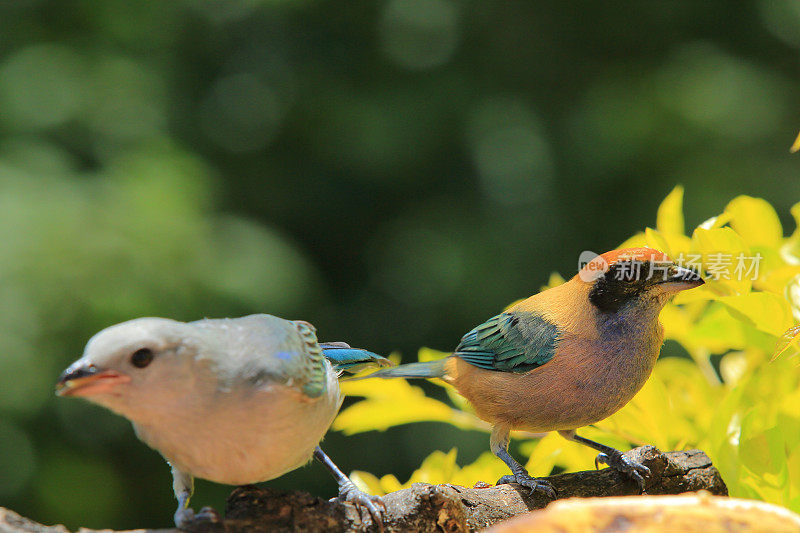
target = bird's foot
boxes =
[496,473,557,498]
[174,506,221,529]
[333,479,386,528]
[595,450,651,491]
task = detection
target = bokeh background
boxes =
[0,0,798,529]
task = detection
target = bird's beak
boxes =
[660,266,705,291]
[56,362,130,397]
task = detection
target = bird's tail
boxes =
[355,359,448,380]
[320,343,392,375]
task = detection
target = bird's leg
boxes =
[491,425,556,498]
[313,446,385,527]
[172,465,195,528]
[559,430,650,491]
[171,464,220,529]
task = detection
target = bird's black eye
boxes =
[130,348,154,368]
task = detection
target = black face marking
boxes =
[130,348,154,368]
[589,260,668,313]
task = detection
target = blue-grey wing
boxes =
[193,314,330,398]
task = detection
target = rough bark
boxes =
[0,447,727,533]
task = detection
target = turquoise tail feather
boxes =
[320,343,392,374]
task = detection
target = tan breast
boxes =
[446,281,664,432]
[134,376,342,485]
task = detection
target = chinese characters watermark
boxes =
[577,251,762,282]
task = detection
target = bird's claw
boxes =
[334,480,386,529]
[496,473,557,499]
[596,451,651,491]
[197,506,222,522]
[174,506,220,529]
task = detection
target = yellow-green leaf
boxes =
[785,274,800,322]
[696,211,732,231]
[691,227,751,295]
[362,448,510,492]
[504,298,526,311]
[540,271,566,291]
[682,302,747,354]
[791,131,800,153]
[349,470,386,496]
[725,196,783,248]
[752,264,800,295]
[660,302,693,340]
[719,351,748,386]
[646,227,692,258]
[418,347,450,363]
[717,292,794,337]
[656,185,685,236]
[618,231,647,249]
[692,227,749,256]
[672,285,717,305]
[645,227,671,256]
[771,325,800,363]
[521,432,598,477]
[780,202,800,266]
[739,413,787,478]
[335,379,464,434]
[416,348,479,413]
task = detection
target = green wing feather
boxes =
[454,312,560,373]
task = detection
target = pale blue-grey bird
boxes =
[56,314,390,528]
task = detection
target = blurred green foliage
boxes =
[0,0,798,529]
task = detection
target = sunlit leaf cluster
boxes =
[336,187,800,512]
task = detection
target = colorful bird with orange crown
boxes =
[363,248,704,496]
